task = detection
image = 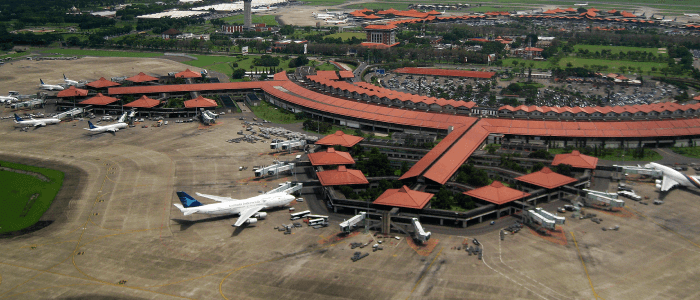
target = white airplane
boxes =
[0,95,18,103]
[173,191,296,227]
[251,6,276,12]
[326,19,347,24]
[63,74,79,86]
[312,12,335,20]
[645,162,700,192]
[324,9,343,16]
[574,2,588,6]
[84,113,128,133]
[684,13,699,17]
[14,113,61,127]
[39,79,64,91]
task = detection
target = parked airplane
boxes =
[684,13,700,17]
[84,113,128,133]
[312,12,335,20]
[0,95,18,103]
[14,113,60,127]
[574,2,588,6]
[326,19,347,24]
[252,6,276,12]
[645,162,700,192]
[63,74,79,86]
[39,79,64,91]
[173,191,296,226]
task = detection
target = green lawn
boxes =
[39,49,163,58]
[502,56,669,76]
[0,161,64,234]
[249,100,302,124]
[0,51,32,59]
[219,15,278,26]
[325,32,365,41]
[574,45,663,55]
[671,147,700,159]
[183,55,331,81]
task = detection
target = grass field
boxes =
[325,32,366,41]
[502,56,669,76]
[40,49,163,58]
[219,15,278,26]
[0,51,33,59]
[574,45,663,55]
[249,100,302,123]
[182,55,336,81]
[0,161,64,234]
[671,147,700,159]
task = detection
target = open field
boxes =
[1,57,700,299]
[325,32,366,41]
[219,14,279,26]
[40,48,163,58]
[502,57,669,76]
[0,161,63,233]
[249,100,302,123]
[574,45,664,55]
[671,146,700,159]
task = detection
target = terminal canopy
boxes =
[373,185,433,209]
[57,86,88,98]
[126,72,158,83]
[175,69,202,78]
[80,93,118,105]
[184,95,217,108]
[551,150,598,169]
[465,181,530,205]
[315,131,364,148]
[87,77,120,89]
[317,166,368,186]
[124,95,161,108]
[515,167,577,189]
[308,148,355,166]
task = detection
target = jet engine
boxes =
[253,212,267,219]
[245,218,258,224]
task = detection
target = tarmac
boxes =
[2,58,700,299]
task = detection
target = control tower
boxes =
[243,0,252,30]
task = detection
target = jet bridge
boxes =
[254,161,295,178]
[340,212,366,233]
[265,181,303,195]
[411,218,431,243]
[201,110,218,125]
[613,165,661,178]
[583,189,625,210]
[534,208,565,225]
[524,209,556,230]
[55,107,84,119]
[270,140,306,151]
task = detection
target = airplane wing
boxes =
[234,206,264,226]
[195,192,238,202]
[661,175,680,192]
[34,122,45,127]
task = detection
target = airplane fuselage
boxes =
[646,162,700,190]
[15,118,61,127]
[85,122,128,133]
[185,193,294,215]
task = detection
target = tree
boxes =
[232,68,246,79]
[279,25,294,35]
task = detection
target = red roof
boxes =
[515,167,577,189]
[308,148,355,166]
[126,72,159,83]
[423,122,490,184]
[394,67,495,79]
[316,131,364,148]
[57,86,89,98]
[426,10,442,15]
[693,95,700,101]
[338,71,355,79]
[184,95,217,108]
[400,125,470,181]
[317,166,368,186]
[79,93,119,105]
[373,185,433,209]
[524,47,544,52]
[365,24,397,30]
[361,42,400,49]
[175,69,202,78]
[315,70,339,80]
[109,81,268,95]
[86,77,120,89]
[465,181,530,205]
[551,150,598,169]
[377,8,400,15]
[363,14,382,19]
[123,95,161,108]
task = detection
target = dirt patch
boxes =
[527,227,568,246]
[407,238,439,256]
[318,231,359,245]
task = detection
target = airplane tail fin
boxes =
[176,191,203,208]
[14,114,23,122]
[118,112,127,123]
[40,79,45,85]
[63,74,67,80]
[87,121,97,129]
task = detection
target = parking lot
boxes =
[2,58,700,299]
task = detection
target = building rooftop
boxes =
[317,166,369,186]
[364,24,397,30]
[79,93,118,105]
[315,131,364,148]
[373,185,433,209]
[86,77,120,89]
[184,95,217,108]
[465,181,530,205]
[551,150,598,169]
[175,69,202,78]
[515,167,577,189]
[125,72,159,83]
[57,86,88,98]
[308,148,356,166]
[123,95,161,108]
